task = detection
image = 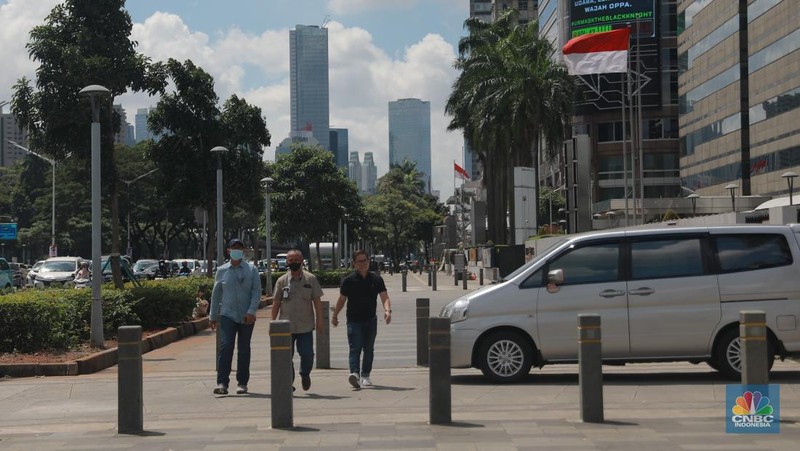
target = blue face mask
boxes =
[229,249,244,261]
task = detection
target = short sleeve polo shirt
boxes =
[340,271,387,322]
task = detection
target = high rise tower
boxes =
[290,25,330,151]
[388,98,431,192]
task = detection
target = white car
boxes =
[25,260,44,287]
[34,257,86,288]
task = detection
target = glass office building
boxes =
[388,98,432,192]
[290,25,330,151]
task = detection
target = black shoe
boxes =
[301,374,311,391]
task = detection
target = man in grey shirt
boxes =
[209,238,262,395]
[271,249,324,391]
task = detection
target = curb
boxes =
[0,318,209,378]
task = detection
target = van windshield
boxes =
[500,237,568,282]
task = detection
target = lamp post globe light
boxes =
[80,84,111,348]
[8,140,56,253]
[687,193,700,216]
[260,177,274,295]
[782,171,799,206]
[724,183,738,212]
[211,146,229,266]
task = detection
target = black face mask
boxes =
[288,262,302,271]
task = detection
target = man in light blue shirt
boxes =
[209,238,262,395]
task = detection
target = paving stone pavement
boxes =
[1,271,799,449]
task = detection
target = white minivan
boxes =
[441,224,800,382]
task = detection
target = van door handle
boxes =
[629,287,655,296]
[599,289,626,298]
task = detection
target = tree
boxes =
[446,10,574,245]
[11,0,166,347]
[266,145,363,269]
[147,59,271,273]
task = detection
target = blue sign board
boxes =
[0,223,18,240]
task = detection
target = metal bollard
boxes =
[432,269,437,291]
[316,301,330,369]
[118,325,143,434]
[740,310,769,385]
[479,267,484,285]
[454,270,458,286]
[402,271,407,292]
[578,314,603,423]
[462,271,467,290]
[427,268,432,286]
[429,317,451,424]
[416,298,430,366]
[270,320,293,428]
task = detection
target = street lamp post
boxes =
[725,183,738,212]
[121,168,158,258]
[782,171,799,206]
[80,84,111,348]
[687,193,700,216]
[0,100,9,168]
[211,146,229,266]
[260,177,274,295]
[8,140,56,253]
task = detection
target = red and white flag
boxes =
[562,28,630,75]
[454,162,470,180]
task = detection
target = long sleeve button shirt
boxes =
[210,261,262,323]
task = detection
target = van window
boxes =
[715,234,792,273]
[548,242,620,285]
[520,268,543,288]
[630,238,704,280]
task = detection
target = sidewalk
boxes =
[0,272,799,449]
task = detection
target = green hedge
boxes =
[0,278,212,353]
[259,269,351,290]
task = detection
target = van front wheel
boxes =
[713,328,775,380]
[477,331,532,383]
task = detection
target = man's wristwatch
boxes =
[386,310,392,314]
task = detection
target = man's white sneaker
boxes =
[360,376,372,387]
[236,385,248,394]
[348,373,361,389]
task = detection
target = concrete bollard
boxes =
[316,301,330,369]
[454,270,458,286]
[462,271,467,290]
[429,317,451,424]
[416,298,430,366]
[740,310,769,385]
[578,314,603,423]
[402,271,407,292]
[432,269,437,291]
[118,325,143,434]
[427,268,432,286]
[479,267,484,285]
[270,320,293,428]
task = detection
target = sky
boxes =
[0,0,470,200]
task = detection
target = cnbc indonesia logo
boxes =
[729,390,777,432]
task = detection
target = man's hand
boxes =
[331,315,339,327]
[209,320,217,331]
[244,313,256,325]
[384,311,392,325]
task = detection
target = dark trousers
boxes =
[347,317,377,376]
[292,331,314,378]
[216,315,255,387]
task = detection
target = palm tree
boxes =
[446,10,574,244]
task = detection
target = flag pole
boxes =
[622,26,630,227]
[636,23,645,225]
[627,24,636,226]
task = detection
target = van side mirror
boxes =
[547,268,564,285]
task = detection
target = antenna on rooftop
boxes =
[321,15,330,28]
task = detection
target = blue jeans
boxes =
[292,331,314,379]
[216,315,255,387]
[347,317,377,377]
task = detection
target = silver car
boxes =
[34,257,85,288]
[442,224,800,382]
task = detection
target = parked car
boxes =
[133,259,159,280]
[276,253,288,271]
[33,256,85,288]
[0,258,13,294]
[100,256,134,282]
[25,260,44,287]
[441,224,800,382]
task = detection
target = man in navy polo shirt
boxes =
[332,249,392,388]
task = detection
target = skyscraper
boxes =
[348,151,362,191]
[388,98,431,192]
[135,108,150,143]
[362,152,377,194]
[290,24,330,150]
[329,128,349,168]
